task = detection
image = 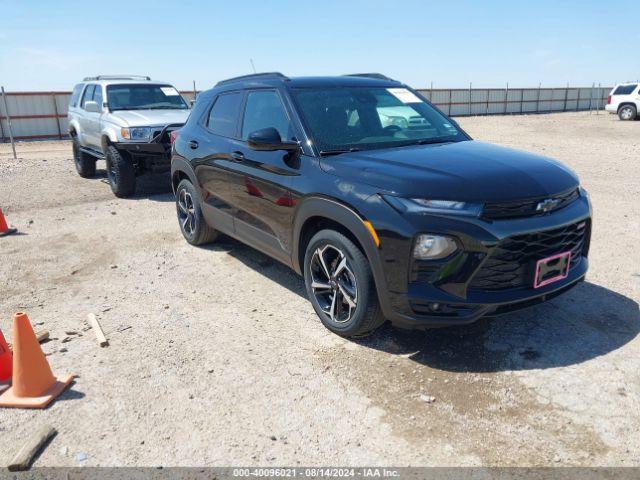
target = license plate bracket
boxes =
[533,251,571,289]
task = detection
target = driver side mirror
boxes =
[84,101,101,113]
[247,127,299,152]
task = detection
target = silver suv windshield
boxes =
[107,84,188,111]
[291,86,466,153]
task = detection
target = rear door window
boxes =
[613,85,638,95]
[81,85,95,109]
[70,84,84,108]
[206,92,243,138]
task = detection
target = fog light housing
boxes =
[413,234,457,260]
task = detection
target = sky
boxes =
[0,0,638,92]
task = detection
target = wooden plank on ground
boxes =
[87,313,108,347]
[8,425,57,471]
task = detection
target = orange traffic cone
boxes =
[0,208,17,237]
[0,329,11,394]
[0,312,73,409]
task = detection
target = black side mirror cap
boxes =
[247,127,299,152]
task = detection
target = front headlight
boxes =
[120,127,152,141]
[382,195,482,217]
[413,234,458,260]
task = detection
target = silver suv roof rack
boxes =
[82,75,152,81]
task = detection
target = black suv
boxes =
[171,73,591,337]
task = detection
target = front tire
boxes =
[175,179,218,246]
[105,146,136,198]
[618,104,637,121]
[72,136,96,178]
[304,229,385,338]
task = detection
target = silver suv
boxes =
[68,75,190,197]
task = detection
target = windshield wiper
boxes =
[319,147,361,157]
[405,137,455,146]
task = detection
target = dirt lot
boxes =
[0,112,638,467]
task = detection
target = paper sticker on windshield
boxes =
[387,88,422,104]
[160,87,180,96]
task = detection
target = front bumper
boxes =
[376,194,592,329]
[113,124,183,173]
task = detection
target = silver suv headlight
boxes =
[120,127,152,141]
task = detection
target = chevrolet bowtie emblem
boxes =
[536,198,560,213]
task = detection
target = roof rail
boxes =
[82,75,152,81]
[344,73,396,81]
[215,72,288,87]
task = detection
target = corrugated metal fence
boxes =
[417,86,609,116]
[1,86,608,142]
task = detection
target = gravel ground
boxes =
[0,112,638,467]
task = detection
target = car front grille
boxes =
[482,188,580,220]
[468,220,589,291]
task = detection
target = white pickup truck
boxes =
[67,75,190,197]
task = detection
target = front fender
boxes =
[68,118,81,136]
[100,125,120,150]
[291,196,393,318]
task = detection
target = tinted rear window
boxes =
[207,92,243,137]
[613,85,637,95]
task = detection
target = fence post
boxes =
[193,80,197,101]
[0,86,17,159]
[520,88,524,114]
[536,82,541,113]
[447,88,452,116]
[430,81,433,102]
[485,88,490,115]
[563,82,569,111]
[51,92,62,140]
[0,104,4,142]
[589,82,594,113]
[597,83,601,114]
[504,82,509,114]
[576,87,581,112]
[468,82,472,116]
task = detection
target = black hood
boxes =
[319,140,579,202]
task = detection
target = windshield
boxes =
[291,86,466,152]
[106,84,188,111]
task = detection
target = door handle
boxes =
[230,151,245,161]
[188,140,199,149]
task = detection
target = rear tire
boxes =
[304,229,385,338]
[618,104,637,121]
[175,179,218,246]
[106,146,136,198]
[72,136,96,178]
